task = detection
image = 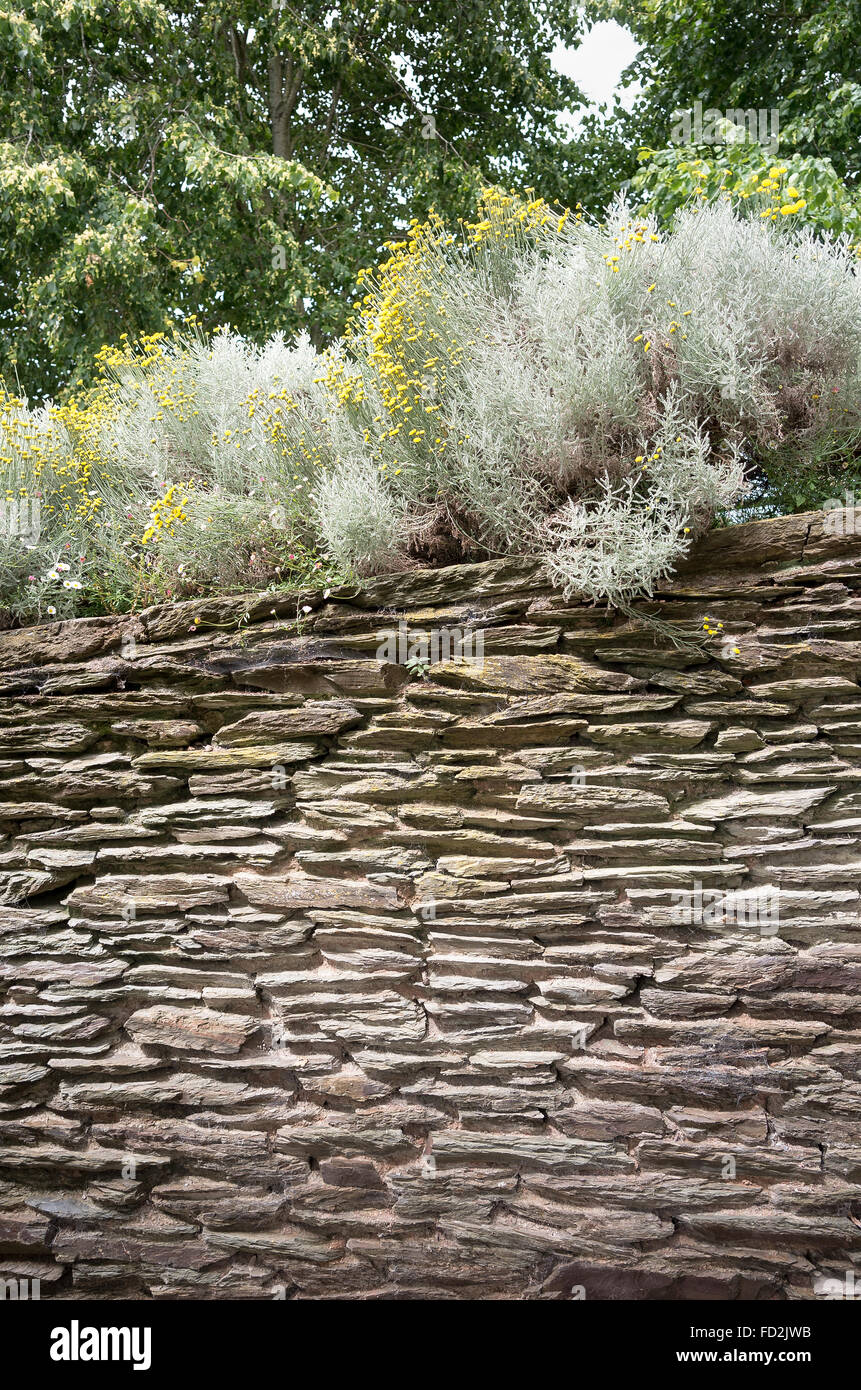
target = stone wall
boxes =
[1,508,860,1301]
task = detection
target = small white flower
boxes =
[301,604,313,615]
[47,605,56,615]
[46,569,60,580]
[57,562,70,571]
[62,579,83,590]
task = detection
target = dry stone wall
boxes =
[1,508,861,1300]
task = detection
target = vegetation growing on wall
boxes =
[2,185,860,627]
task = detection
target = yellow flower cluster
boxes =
[754,167,807,220]
[95,331,169,375]
[689,161,809,220]
[141,482,190,544]
[681,160,810,223]
[0,389,110,529]
[97,332,204,443]
[604,219,661,271]
[345,188,564,476]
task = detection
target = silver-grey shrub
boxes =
[3,192,859,621]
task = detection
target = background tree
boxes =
[593,0,861,236]
[1,0,591,400]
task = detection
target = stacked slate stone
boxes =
[0,508,860,1300]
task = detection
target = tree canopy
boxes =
[594,0,861,234]
[606,0,861,187]
[3,0,860,401]
[1,0,587,399]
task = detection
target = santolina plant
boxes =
[2,177,860,625]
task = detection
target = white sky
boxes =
[552,19,641,120]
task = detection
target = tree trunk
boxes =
[268,53,304,160]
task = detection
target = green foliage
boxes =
[724,427,861,525]
[0,0,590,401]
[601,0,861,184]
[588,2,861,239]
[633,133,861,245]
